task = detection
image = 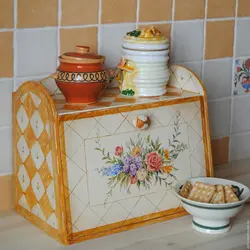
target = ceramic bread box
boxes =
[12,66,214,245]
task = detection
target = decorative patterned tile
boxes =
[98,113,125,135]
[17,135,30,163]
[46,181,56,210]
[157,191,181,211]
[234,58,250,96]
[75,207,101,230]
[129,196,155,217]
[102,202,129,225]
[30,111,44,139]
[70,192,87,225]
[150,106,176,126]
[15,92,58,231]
[31,142,45,170]
[47,213,58,229]
[31,204,46,221]
[71,174,89,205]
[69,117,97,139]
[64,102,207,231]
[18,165,30,192]
[31,172,45,201]
[17,106,29,133]
[18,195,30,211]
[66,157,85,192]
[64,126,84,158]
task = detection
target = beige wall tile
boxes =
[0,0,14,28]
[101,0,136,24]
[60,27,98,54]
[205,20,235,59]
[238,0,250,17]
[207,0,235,18]
[138,24,171,39]
[211,137,229,165]
[0,174,13,212]
[0,32,13,77]
[139,0,172,22]
[175,0,205,20]
[17,0,58,28]
[61,0,98,26]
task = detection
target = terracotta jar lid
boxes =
[60,46,105,64]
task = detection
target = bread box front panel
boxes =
[62,101,206,235]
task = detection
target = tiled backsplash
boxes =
[0,0,250,173]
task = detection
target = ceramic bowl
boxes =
[173,177,250,235]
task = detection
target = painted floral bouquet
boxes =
[95,112,187,202]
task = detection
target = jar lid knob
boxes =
[76,46,90,54]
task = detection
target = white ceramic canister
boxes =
[117,27,170,97]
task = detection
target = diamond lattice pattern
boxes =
[16,92,58,229]
[64,101,206,232]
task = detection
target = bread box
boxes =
[12,66,213,244]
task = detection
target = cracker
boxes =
[224,185,239,203]
[179,181,193,198]
[188,182,216,203]
[211,185,225,204]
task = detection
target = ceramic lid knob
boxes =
[76,45,90,54]
[133,115,150,130]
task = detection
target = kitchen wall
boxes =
[0,0,250,178]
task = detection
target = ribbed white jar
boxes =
[118,34,170,97]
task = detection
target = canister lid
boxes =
[60,46,105,64]
[123,26,169,51]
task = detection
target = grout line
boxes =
[0,172,13,177]
[57,0,62,58]
[0,17,249,33]
[201,0,208,81]
[61,24,99,29]
[136,0,140,28]
[13,0,17,85]
[230,130,250,137]
[229,0,239,162]
[208,96,231,103]
[170,0,176,62]
[97,0,102,54]
[0,125,12,130]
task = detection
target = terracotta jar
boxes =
[54,46,109,104]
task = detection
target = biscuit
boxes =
[211,185,225,204]
[188,182,216,203]
[179,181,193,198]
[224,185,239,203]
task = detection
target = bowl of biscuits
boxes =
[173,177,250,235]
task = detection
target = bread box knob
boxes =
[133,115,150,130]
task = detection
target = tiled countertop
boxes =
[0,160,250,250]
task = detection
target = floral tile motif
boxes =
[234,58,250,95]
[95,112,187,204]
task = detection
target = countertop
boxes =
[1,159,250,250]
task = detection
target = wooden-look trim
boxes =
[176,65,214,177]
[58,121,73,240]
[12,82,68,244]
[16,205,65,244]
[200,95,214,177]
[59,96,201,122]
[70,208,188,244]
